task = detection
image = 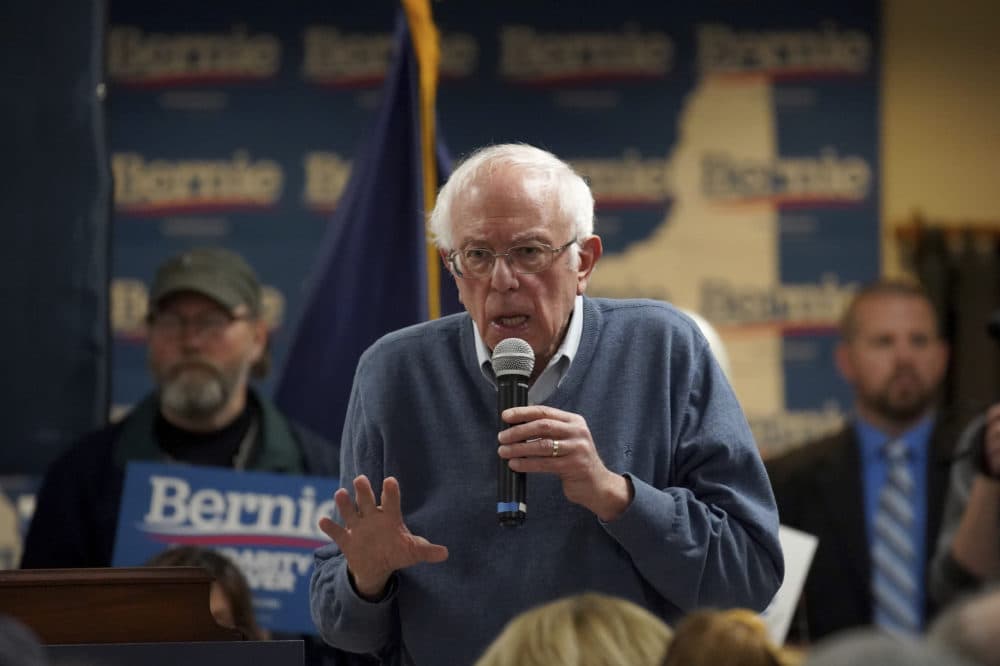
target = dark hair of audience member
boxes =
[661,608,802,666]
[146,546,263,640]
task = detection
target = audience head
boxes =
[927,584,1000,666]
[803,628,972,666]
[661,608,801,666]
[0,615,47,666]
[835,279,947,434]
[146,546,263,639]
[145,247,270,429]
[474,592,672,666]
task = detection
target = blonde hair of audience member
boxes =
[146,546,265,640]
[661,609,802,666]
[474,592,673,666]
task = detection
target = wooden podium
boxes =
[0,567,242,644]
[0,567,305,665]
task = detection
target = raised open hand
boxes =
[318,475,448,599]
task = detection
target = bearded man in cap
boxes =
[21,247,339,568]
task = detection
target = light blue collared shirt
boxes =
[474,295,583,404]
[855,413,934,629]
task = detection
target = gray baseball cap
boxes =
[149,247,261,314]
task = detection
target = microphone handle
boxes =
[497,376,528,527]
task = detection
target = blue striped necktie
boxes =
[871,438,920,635]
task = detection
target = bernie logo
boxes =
[139,475,333,550]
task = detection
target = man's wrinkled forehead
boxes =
[452,171,560,235]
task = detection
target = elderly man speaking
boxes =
[310,143,783,665]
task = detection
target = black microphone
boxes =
[492,338,534,527]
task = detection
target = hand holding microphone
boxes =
[493,338,634,524]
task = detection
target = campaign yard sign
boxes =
[112,461,338,635]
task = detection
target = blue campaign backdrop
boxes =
[112,461,338,635]
[106,1,879,457]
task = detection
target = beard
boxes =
[863,366,937,424]
[157,360,243,421]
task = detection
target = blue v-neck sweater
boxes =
[311,297,782,665]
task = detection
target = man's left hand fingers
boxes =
[501,405,568,424]
[498,437,567,459]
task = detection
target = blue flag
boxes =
[275,8,462,444]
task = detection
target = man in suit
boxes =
[767,279,958,641]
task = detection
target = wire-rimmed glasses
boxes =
[447,238,578,278]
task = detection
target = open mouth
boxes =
[493,315,528,328]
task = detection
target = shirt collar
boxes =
[475,295,584,383]
[855,412,936,463]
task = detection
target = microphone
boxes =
[492,338,534,527]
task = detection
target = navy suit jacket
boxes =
[766,415,960,642]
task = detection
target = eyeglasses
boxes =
[146,311,250,339]
[447,239,578,279]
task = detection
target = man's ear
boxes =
[440,248,464,305]
[834,341,854,383]
[439,249,454,276]
[250,317,269,363]
[576,235,603,295]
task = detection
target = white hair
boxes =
[428,144,595,261]
[682,309,732,379]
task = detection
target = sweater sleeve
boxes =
[601,339,784,612]
[309,367,399,657]
[310,543,399,655]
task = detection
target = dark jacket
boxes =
[18,390,372,666]
[20,390,337,568]
[766,416,961,642]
